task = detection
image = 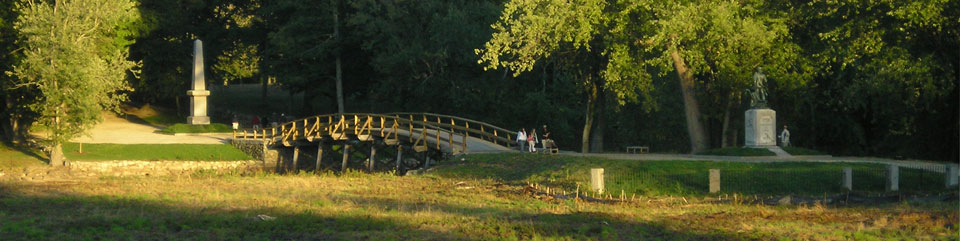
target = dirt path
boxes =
[69,114,230,144]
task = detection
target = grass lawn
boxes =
[63,143,252,161]
[431,154,952,196]
[0,171,955,240]
[783,146,828,155]
[159,123,234,134]
[0,142,46,168]
[697,146,775,156]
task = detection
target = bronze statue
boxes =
[750,67,768,108]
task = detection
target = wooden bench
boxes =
[626,146,649,154]
[541,139,559,154]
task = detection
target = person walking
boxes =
[516,128,527,152]
[527,129,538,153]
[779,125,791,147]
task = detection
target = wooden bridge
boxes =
[233,113,518,173]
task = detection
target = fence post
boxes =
[842,167,853,191]
[946,164,959,188]
[886,165,899,192]
[590,168,604,194]
[709,169,720,193]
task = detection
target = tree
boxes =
[9,0,141,165]
[478,0,804,153]
[786,0,958,160]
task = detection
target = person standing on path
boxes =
[516,128,527,152]
[528,129,538,153]
[779,125,791,147]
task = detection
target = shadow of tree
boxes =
[0,180,747,240]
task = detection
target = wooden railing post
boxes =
[480,126,485,141]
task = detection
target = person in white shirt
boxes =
[779,125,791,147]
[516,128,527,152]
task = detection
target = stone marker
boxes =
[709,169,720,193]
[842,167,853,191]
[886,165,899,192]
[590,168,604,194]
[187,39,211,125]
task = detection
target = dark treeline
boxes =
[0,0,956,162]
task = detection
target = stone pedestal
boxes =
[187,39,210,125]
[745,108,776,147]
[187,90,210,124]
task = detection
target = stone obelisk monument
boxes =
[187,39,211,125]
[745,67,775,147]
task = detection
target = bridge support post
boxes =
[423,152,430,169]
[292,146,299,173]
[341,144,352,172]
[395,146,403,175]
[315,143,324,173]
[369,145,377,172]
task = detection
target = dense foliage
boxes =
[0,0,956,162]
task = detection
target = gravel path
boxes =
[69,114,231,144]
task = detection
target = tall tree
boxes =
[787,0,957,160]
[10,0,141,165]
[478,0,804,153]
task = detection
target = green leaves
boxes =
[10,0,142,146]
[476,0,607,75]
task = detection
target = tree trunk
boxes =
[671,49,709,154]
[49,143,63,166]
[720,97,732,148]
[261,75,269,110]
[590,88,605,153]
[334,11,345,114]
[2,94,13,142]
[581,81,598,153]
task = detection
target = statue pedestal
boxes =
[745,108,776,147]
[187,90,210,125]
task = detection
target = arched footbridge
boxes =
[234,113,519,172]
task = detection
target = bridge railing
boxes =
[233,113,516,152]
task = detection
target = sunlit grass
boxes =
[0,171,954,240]
[62,143,252,161]
[0,142,46,168]
[431,153,951,196]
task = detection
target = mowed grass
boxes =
[782,146,827,155]
[0,142,46,168]
[697,147,776,156]
[160,123,234,134]
[63,143,252,161]
[0,171,956,240]
[432,154,953,196]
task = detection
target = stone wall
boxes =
[69,160,262,177]
[232,139,281,171]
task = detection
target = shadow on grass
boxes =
[1,141,48,165]
[0,181,744,240]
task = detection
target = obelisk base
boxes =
[187,90,211,125]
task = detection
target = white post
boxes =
[886,165,899,192]
[946,164,959,188]
[842,167,853,191]
[709,169,721,193]
[590,168,604,194]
